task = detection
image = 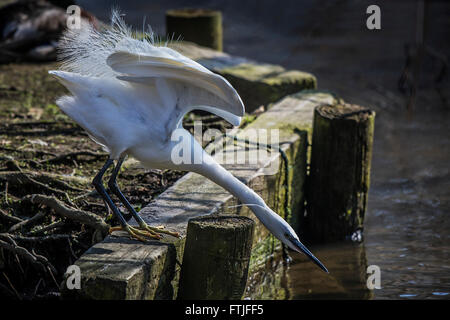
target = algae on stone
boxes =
[217,64,317,113]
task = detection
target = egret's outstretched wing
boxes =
[106,51,245,126]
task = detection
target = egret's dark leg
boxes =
[107,155,179,238]
[93,157,158,241]
[92,158,127,226]
[107,156,146,226]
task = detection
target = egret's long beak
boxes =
[291,238,329,273]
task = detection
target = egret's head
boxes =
[262,208,329,273]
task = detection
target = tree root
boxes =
[0,235,57,275]
[0,171,67,196]
[27,220,65,236]
[38,151,107,165]
[4,159,22,172]
[8,211,46,233]
[0,171,87,194]
[6,233,75,244]
[24,194,110,235]
[0,278,19,299]
[0,208,23,224]
[0,127,85,137]
[1,272,21,299]
[0,145,57,157]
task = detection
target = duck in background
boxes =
[0,0,98,63]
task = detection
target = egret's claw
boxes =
[109,225,161,242]
[109,223,179,241]
[139,222,180,238]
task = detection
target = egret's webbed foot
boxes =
[109,225,161,241]
[106,155,180,241]
[137,223,180,238]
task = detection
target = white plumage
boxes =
[49,10,327,272]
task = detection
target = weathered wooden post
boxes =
[178,215,254,300]
[166,8,223,51]
[307,104,375,243]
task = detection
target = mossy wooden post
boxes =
[178,215,254,300]
[166,8,223,51]
[307,104,375,243]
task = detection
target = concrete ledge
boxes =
[64,91,336,300]
[63,236,180,299]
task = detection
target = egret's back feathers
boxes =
[50,9,245,158]
[58,9,206,78]
[107,51,243,126]
[53,9,244,126]
[57,10,156,78]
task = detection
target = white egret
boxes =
[49,11,328,273]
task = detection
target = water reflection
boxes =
[245,242,373,300]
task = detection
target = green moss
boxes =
[43,103,60,116]
[217,63,317,112]
[264,70,317,87]
[249,234,281,272]
[220,63,285,81]
[239,114,257,127]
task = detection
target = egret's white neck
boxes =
[187,148,278,228]
[136,128,279,228]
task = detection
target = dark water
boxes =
[78,0,450,299]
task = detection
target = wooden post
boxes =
[166,8,223,51]
[178,215,254,300]
[307,104,375,243]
